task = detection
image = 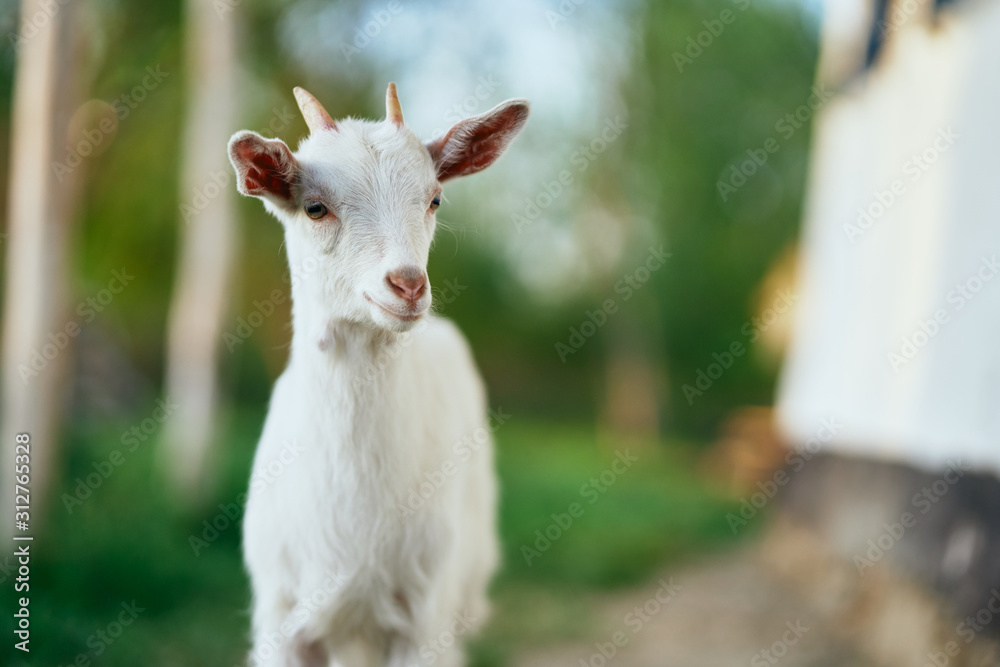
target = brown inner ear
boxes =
[234,140,294,200]
[246,152,292,200]
[434,109,524,181]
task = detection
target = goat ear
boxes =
[228,130,298,204]
[426,99,529,182]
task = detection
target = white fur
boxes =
[230,97,526,666]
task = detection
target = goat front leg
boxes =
[249,603,328,667]
[250,634,327,667]
[249,630,328,667]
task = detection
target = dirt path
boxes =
[513,547,877,667]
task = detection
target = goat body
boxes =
[229,84,528,666]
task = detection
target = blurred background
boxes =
[2,0,999,665]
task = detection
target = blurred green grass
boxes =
[2,416,740,667]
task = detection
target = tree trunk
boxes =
[161,0,237,501]
[0,0,87,540]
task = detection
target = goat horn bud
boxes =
[386,82,404,126]
[293,86,336,133]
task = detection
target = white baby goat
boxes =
[228,83,529,666]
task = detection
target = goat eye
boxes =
[304,201,328,220]
[429,196,441,211]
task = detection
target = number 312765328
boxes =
[15,433,30,518]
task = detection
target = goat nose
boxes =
[386,268,427,302]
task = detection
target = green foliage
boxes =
[622,0,819,435]
[0,420,250,667]
[0,416,739,666]
[496,421,737,587]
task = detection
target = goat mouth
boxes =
[364,293,425,322]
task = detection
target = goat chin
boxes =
[243,314,499,666]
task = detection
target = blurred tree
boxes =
[161,0,237,501]
[1,0,92,538]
